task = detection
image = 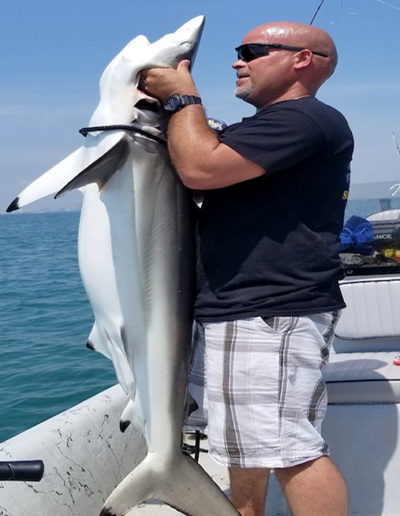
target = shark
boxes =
[7,16,239,516]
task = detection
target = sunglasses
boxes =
[235,43,328,62]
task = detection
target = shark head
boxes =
[90,16,205,127]
[139,15,205,70]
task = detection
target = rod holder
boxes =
[0,460,44,482]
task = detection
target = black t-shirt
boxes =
[194,97,354,322]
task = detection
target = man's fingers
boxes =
[137,62,196,101]
[177,59,191,71]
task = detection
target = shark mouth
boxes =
[135,98,161,112]
[79,97,165,144]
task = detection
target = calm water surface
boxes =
[0,212,115,442]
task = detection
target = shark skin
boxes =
[7,17,240,516]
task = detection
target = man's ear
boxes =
[293,49,313,69]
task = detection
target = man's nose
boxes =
[232,58,246,69]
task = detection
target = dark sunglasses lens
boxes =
[237,46,250,61]
[237,44,268,62]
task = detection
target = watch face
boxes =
[164,95,201,112]
[165,96,180,112]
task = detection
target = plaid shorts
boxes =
[186,312,339,468]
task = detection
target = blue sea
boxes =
[0,211,115,442]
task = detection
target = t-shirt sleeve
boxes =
[218,106,327,174]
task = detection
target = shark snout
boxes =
[174,15,205,63]
[150,15,205,69]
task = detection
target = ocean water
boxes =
[344,197,400,220]
[0,211,116,442]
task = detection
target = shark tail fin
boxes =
[100,452,239,516]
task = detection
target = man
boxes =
[142,21,352,516]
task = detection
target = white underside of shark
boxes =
[7,16,239,516]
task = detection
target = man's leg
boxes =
[229,467,270,516]
[275,456,348,516]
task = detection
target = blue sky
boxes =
[1,0,400,212]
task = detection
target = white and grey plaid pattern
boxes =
[187,312,338,468]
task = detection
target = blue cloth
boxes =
[340,215,375,255]
[207,117,228,132]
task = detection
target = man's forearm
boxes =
[141,61,220,188]
[166,105,220,189]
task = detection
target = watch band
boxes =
[164,94,202,113]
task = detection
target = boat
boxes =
[1,195,400,515]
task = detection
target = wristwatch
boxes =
[164,94,202,113]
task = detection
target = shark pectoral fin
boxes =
[6,146,86,212]
[100,453,239,516]
[6,132,130,212]
[55,135,131,198]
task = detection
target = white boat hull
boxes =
[0,385,144,515]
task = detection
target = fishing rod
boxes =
[310,0,327,24]
[392,131,400,159]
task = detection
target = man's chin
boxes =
[234,87,252,102]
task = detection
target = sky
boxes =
[1,0,400,212]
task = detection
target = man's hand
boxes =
[140,60,200,103]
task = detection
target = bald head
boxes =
[243,21,337,89]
